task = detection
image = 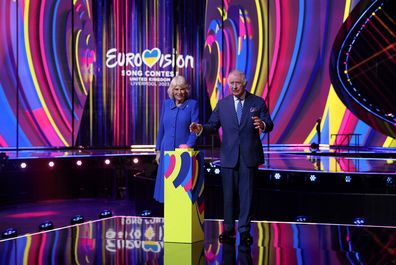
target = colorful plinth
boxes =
[163,148,205,243]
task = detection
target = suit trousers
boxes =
[221,155,255,233]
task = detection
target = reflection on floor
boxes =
[1,216,396,265]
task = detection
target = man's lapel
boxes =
[226,95,239,126]
[240,92,252,127]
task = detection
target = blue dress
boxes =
[154,98,199,202]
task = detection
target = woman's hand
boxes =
[155,151,160,165]
[178,144,190,149]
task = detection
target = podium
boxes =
[164,241,204,265]
[163,148,204,243]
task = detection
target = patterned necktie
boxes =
[237,98,243,124]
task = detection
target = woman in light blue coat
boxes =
[153,76,199,203]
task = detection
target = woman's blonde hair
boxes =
[167,75,190,99]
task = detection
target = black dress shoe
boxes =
[219,230,236,242]
[240,231,253,246]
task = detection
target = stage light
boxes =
[296,215,308,222]
[76,160,82,166]
[133,158,139,164]
[104,159,111,165]
[309,174,317,182]
[273,172,282,180]
[20,162,27,169]
[214,168,221,175]
[345,175,352,183]
[99,210,112,219]
[353,217,365,225]
[386,176,394,185]
[2,228,17,239]
[39,221,54,231]
[140,210,152,217]
[48,161,55,168]
[71,215,84,224]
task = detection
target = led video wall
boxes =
[0,0,394,149]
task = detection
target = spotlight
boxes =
[214,168,221,175]
[353,217,365,225]
[2,228,17,239]
[20,162,27,169]
[133,158,139,164]
[99,210,112,219]
[48,161,55,168]
[76,160,82,166]
[71,215,85,224]
[344,175,352,183]
[272,172,282,180]
[39,221,54,231]
[308,174,317,182]
[296,215,308,222]
[104,159,111,165]
[140,210,152,217]
[385,176,394,187]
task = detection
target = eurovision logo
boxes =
[142,48,160,67]
[106,48,194,87]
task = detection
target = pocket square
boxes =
[250,107,257,112]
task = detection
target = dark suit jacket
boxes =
[203,92,273,168]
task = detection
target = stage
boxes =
[0,146,395,264]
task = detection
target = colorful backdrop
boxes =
[0,0,394,149]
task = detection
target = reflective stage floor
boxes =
[1,216,396,265]
[1,147,395,264]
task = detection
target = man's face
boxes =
[228,73,245,98]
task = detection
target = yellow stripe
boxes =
[343,0,352,22]
[258,223,264,264]
[24,0,69,146]
[328,86,347,144]
[251,0,264,94]
[75,30,88,95]
[23,235,32,265]
[86,34,91,45]
[383,137,396,147]
[85,0,92,18]
[74,225,81,265]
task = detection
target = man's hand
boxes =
[189,122,203,134]
[252,116,265,130]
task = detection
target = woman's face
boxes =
[173,86,187,104]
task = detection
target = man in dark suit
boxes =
[190,70,273,245]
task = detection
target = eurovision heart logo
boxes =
[142,48,161,68]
